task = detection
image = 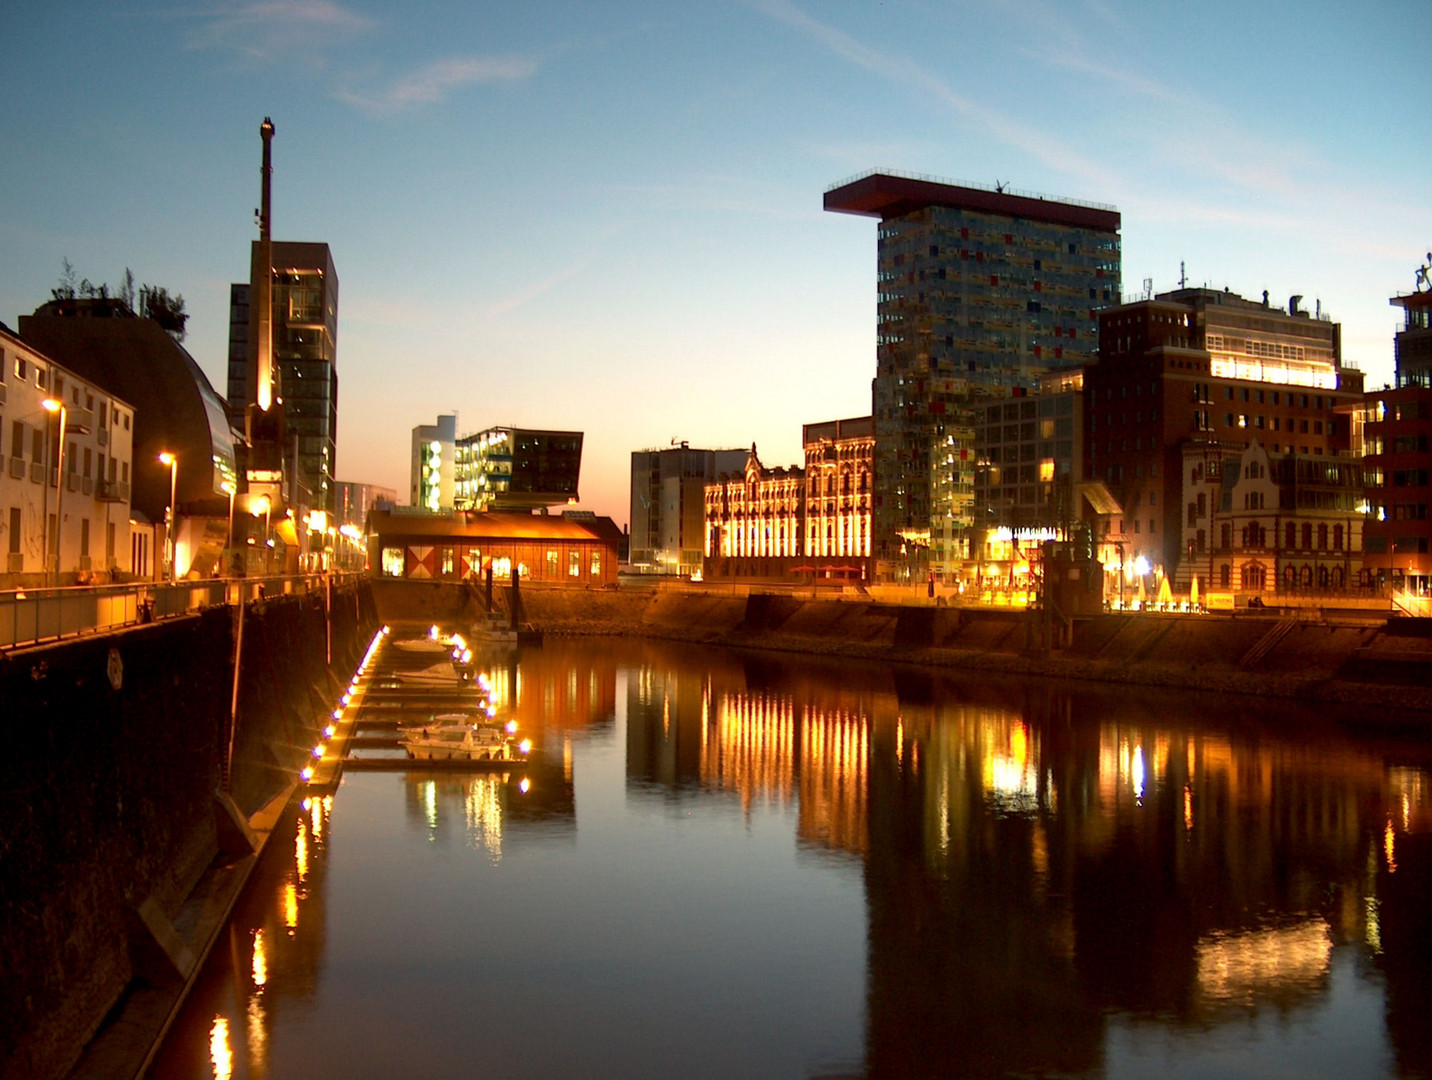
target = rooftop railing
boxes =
[825,167,1119,214]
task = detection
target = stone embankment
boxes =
[1,583,379,1080]
[501,584,1432,717]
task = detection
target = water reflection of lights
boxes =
[1387,766,1428,833]
[246,993,267,1072]
[464,777,505,859]
[1098,732,1160,809]
[251,928,268,988]
[1366,897,1382,954]
[1195,920,1331,1006]
[983,718,1041,814]
[1384,820,1397,874]
[424,780,438,835]
[282,882,298,933]
[209,1016,232,1080]
[295,818,309,884]
[704,695,798,809]
[1184,785,1194,832]
[799,707,869,854]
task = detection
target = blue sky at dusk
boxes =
[2,0,1427,524]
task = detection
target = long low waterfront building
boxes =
[367,507,618,586]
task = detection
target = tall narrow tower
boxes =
[255,117,275,411]
[244,117,287,505]
[230,117,341,516]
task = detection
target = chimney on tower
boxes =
[256,117,275,411]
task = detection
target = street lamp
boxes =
[159,452,178,584]
[42,399,66,587]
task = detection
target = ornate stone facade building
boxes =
[703,418,876,583]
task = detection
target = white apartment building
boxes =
[1,328,135,584]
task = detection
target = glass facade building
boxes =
[455,427,583,511]
[826,171,1120,579]
[228,241,339,515]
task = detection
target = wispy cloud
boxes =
[185,0,374,58]
[750,0,1121,194]
[336,55,538,116]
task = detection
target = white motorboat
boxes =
[400,723,526,762]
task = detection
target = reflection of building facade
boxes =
[454,426,583,511]
[624,655,874,856]
[0,328,136,584]
[1087,289,1363,587]
[629,443,748,575]
[825,170,1120,580]
[368,507,618,585]
[861,677,1427,1077]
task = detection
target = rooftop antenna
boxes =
[994,179,1007,194]
[1143,277,1153,300]
[1179,261,1186,289]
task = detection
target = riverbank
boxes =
[506,585,1432,717]
[1,583,379,1080]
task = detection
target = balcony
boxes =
[97,479,130,502]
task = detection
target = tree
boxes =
[139,284,188,340]
[49,260,186,340]
[51,257,78,300]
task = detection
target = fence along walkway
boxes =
[0,574,361,650]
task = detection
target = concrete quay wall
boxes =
[0,583,378,1080]
[501,584,1432,716]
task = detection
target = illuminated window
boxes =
[381,547,404,577]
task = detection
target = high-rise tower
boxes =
[825,170,1121,578]
[228,119,340,517]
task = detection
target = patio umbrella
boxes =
[1190,576,1200,607]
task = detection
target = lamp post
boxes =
[159,452,178,584]
[42,399,67,587]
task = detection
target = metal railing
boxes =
[825,167,1118,213]
[0,573,367,650]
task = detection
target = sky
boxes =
[2,0,1429,527]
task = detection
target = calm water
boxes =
[151,638,1432,1080]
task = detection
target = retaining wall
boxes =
[0,583,378,1080]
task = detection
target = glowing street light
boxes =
[42,399,66,587]
[159,452,178,583]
